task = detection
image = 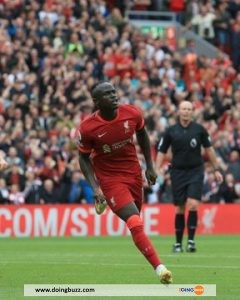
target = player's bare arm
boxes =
[79,152,106,211]
[205,147,223,183]
[136,127,157,186]
[156,152,166,173]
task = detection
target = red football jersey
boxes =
[76,104,144,182]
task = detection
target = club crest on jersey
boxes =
[190,138,197,148]
[102,144,111,153]
[124,120,130,133]
[110,196,116,207]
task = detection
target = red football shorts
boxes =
[99,175,143,213]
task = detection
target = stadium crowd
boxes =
[0,0,239,205]
[163,0,240,70]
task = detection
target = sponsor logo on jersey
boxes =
[98,132,107,138]
[110,197,116,207]
[102,138,132,153]
[112,138,132,150]
[102,144,111,153]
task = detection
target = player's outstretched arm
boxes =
[136,127,157,186]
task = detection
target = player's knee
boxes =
[126,214,143,230]
[176,205,185,214]
[189,205,198,211]
[187,198,199,211]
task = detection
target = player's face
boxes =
[179,102,193,122]
[96,84,119,111]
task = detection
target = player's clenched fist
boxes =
[0,157,9,171]
[145,167,158,186]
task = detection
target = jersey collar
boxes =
[178,120,192,129]
[95,108,120,123]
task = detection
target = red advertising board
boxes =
[0,204,239,237]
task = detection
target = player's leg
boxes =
[170,169,187,253]
[116,202,172,284]
[185,198,199,252]
[173,204,186,253]
[186,166,204,252]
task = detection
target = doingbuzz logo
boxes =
[194,285,205,295]
[179,285,204,296]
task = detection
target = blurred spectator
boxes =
[108,7,125,29]
[0,178,9,204]
[131,0,152,11]
[231,12,240,70]
[24,171,42,204]
[189,4,216,42]
[6,147,23,168]
[67,171,83,203]
[8,184,24,204]
[79,174,95,204]
[6,164,25,191]
[159,173,173,203]
[218,173,240,203]
[40,179,60,204]
[213,2,230,51]
[227,151,240,181]
[228,0,240,19]
[39,156,60,184]
[182,1,240,70]
[202,172,219,203]
[168,0,185,23]
[65,33,84,57]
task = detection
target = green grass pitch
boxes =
[1,235,240,300]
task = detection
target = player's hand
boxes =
[94,187,106,204]
[214,170,223,184]
[0,158,9,171]
[145,167,158,186]
[94,187,107,215]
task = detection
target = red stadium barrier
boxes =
[0,204,239,237]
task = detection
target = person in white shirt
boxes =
[191,5,216,41]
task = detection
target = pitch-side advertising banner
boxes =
[0,204,239,237]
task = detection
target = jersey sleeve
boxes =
[201,126,212,148]
[157,128,171,153]
[74,126,93,153]
[130,105,145,131]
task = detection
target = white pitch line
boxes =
[2,253,240,259]
[0,261,239,269]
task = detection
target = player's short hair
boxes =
[91,81,113,99]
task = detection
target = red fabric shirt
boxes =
[115,53,133,79]
[103,54,117,78]
[169,0,184,12]
[76,104,144,182]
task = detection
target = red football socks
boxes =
[126,215,161,269]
